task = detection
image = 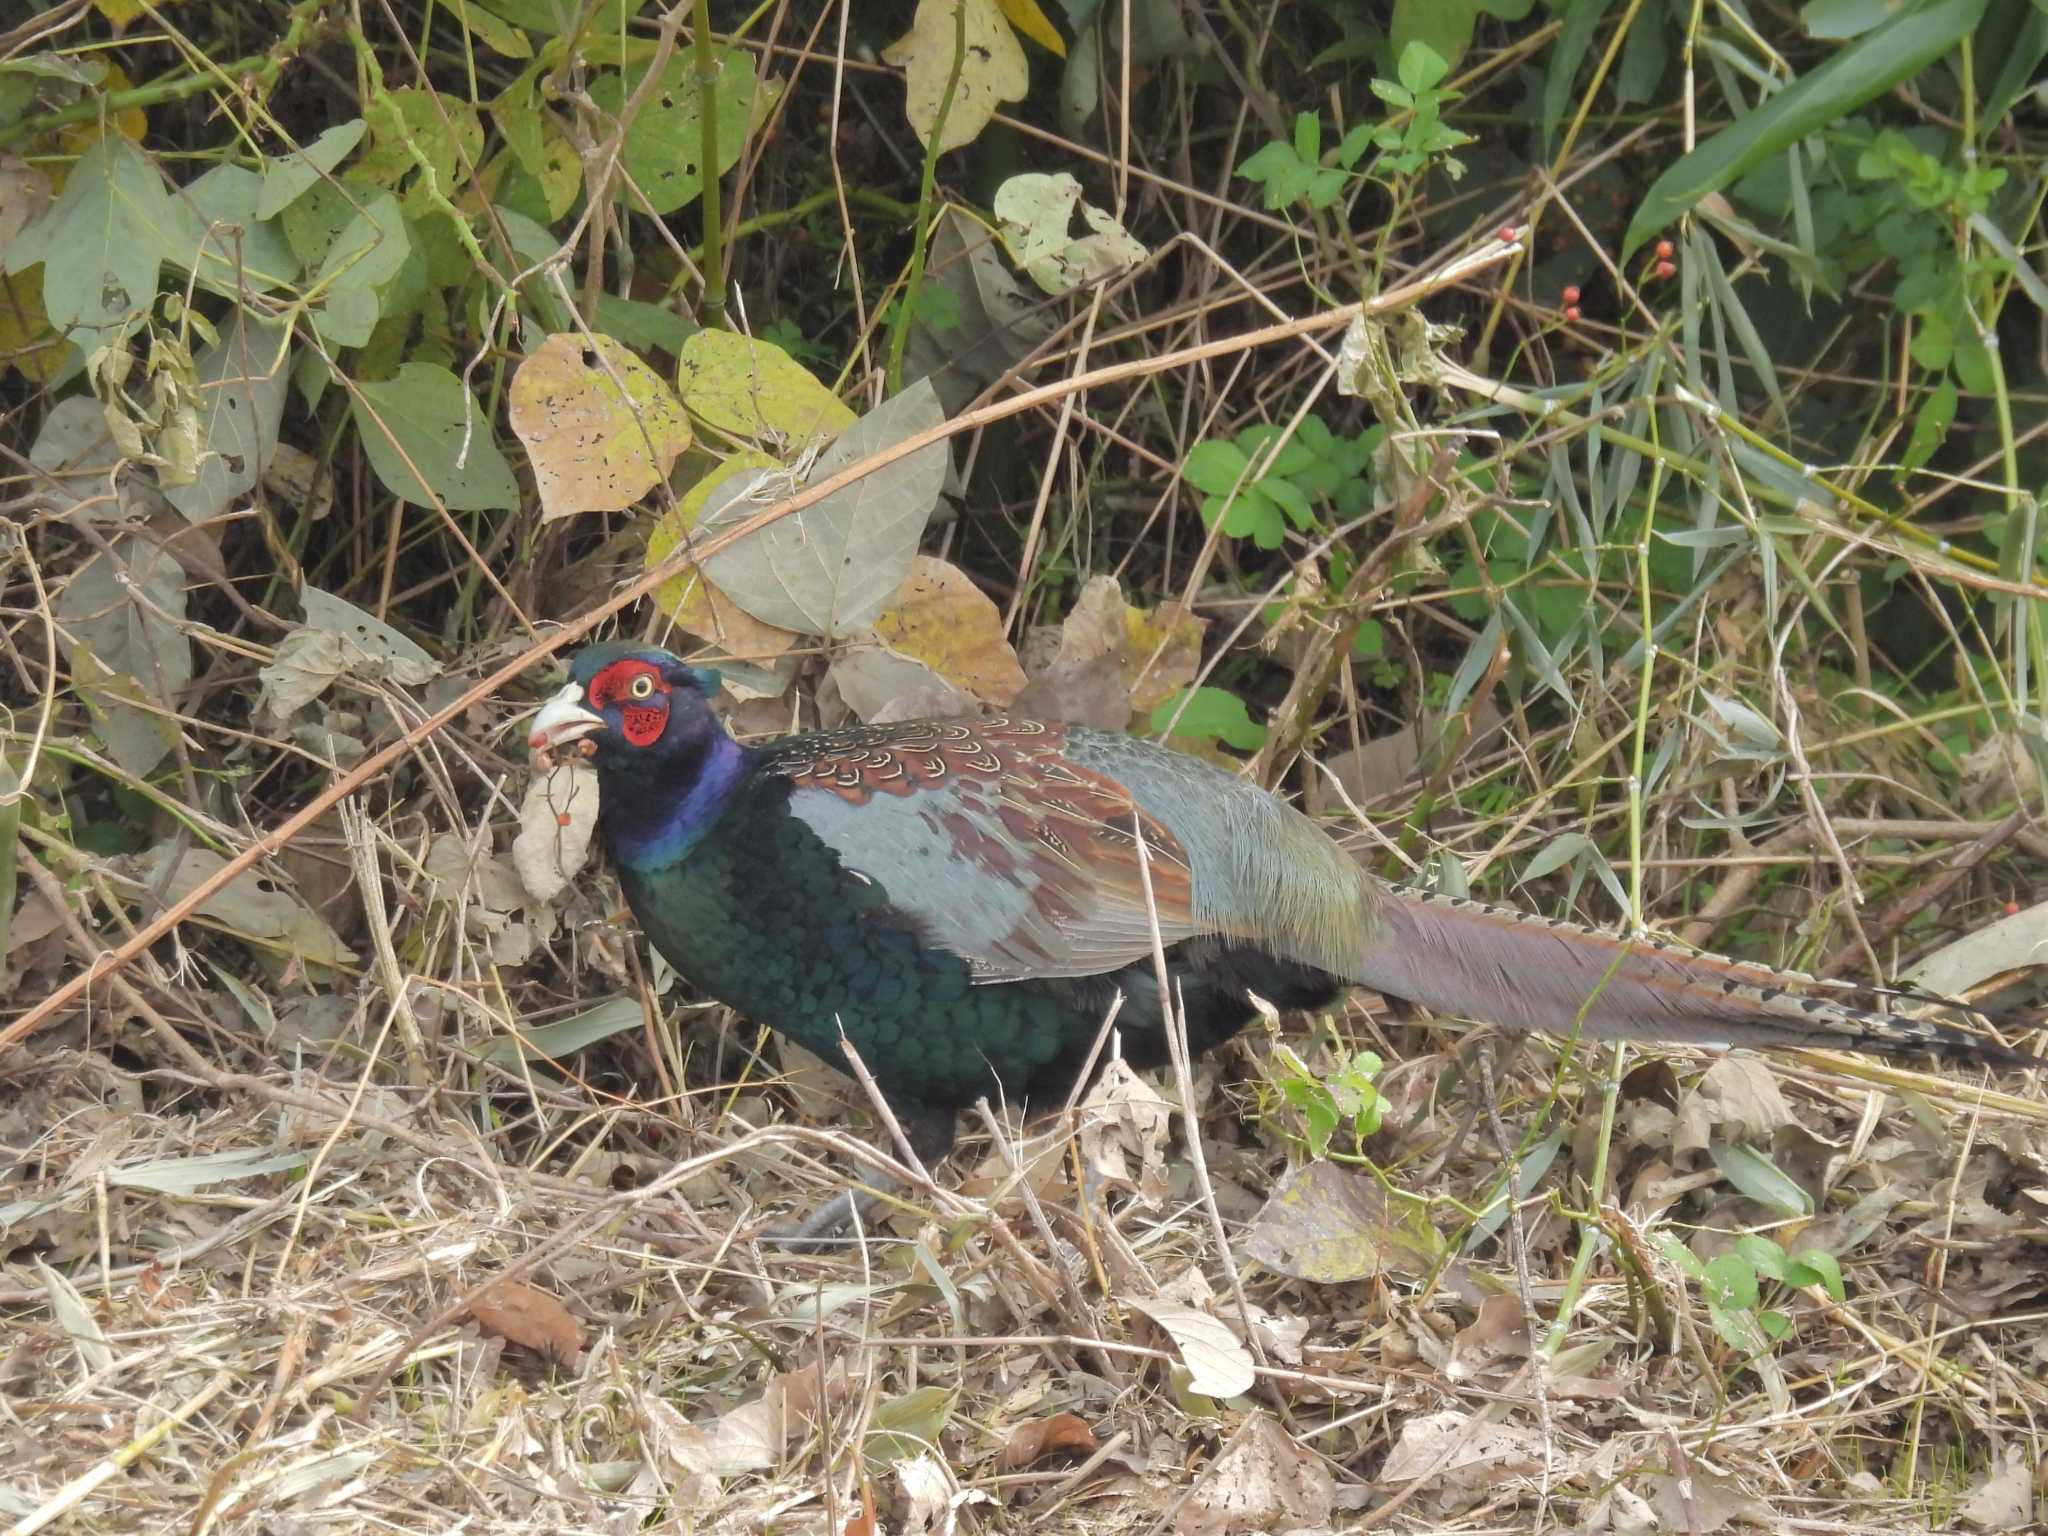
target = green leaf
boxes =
[1219,485,1287,547]
[586,45,760,216]
[256,118,367,218]
[174,164,299,294]
[1150,686,1267,750]
[701,379,945,637]
[1622,0,1988,259]
[863,1385,954,1469]
[1732,1233,1791,1283]
[1709,1141,1813,1216]
[1898,375,1957,477]
[1390,0,1475,72]
[7,134,177,339]
[351,362,519,511]
[308,190,412,348]
[1787,1249,1846,1302]
[1702,1251,1760,1312]
[1182,440,1251,496]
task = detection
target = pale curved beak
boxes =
[528,682,605,752]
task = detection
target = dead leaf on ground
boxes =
[1244,1159,1439,1283]
[1643,1465,1772,1534]
[825,645,979,724]
[1000,1411,1098,1469]
[1673,1056,1792,1157]
[1123,1297,1255,1400]
[1956,1446,2035,1530]
[1080,1057,1171,1205]
[1378,1409,1549,1492]
[1177,1413,1334,1536]
[470,1279,584,1366]
[1446,1292,1532,1379]
[1015,576,1207,728]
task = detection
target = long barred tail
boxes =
[1352,886,2036,1070]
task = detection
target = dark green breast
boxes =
[618,776,1086,1117]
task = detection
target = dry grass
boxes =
[6,1,2048,1531]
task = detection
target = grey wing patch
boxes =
[787,777,1201,982]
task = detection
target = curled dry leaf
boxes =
[469,1279,585,1367]
[999,1411,1098,1470]
[1179,1413,1334,1536]
[1015,576,1206,728]
[1673,1055,1792,1157]
[1122,1297,1255,1400]
[1445,1292,1532,1380]
[510,332,692,520]
[1079,1057,1171,1205]
[513,761,598,904]
[993,171,1147,296]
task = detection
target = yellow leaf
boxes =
[1123,598,1206,715]
[509,333,693,520]
[54,64,148,157]
[92,0,146,34]
[675,329,854,447]
[646,454,800,662]
[880,0,1028,154]
[997,0,1065,57]
[0,268,67,385]
[868,556,1027,705]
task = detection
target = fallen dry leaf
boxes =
[1123,1297,1255,1400]
[1446,1292,1531,1380]
[1178,1413,1334,1535]
[1000,1411,1098,1469]
[1378,1409,1547,1489]
[1673,1055,1793,1157]
[1080,1057,1172,1204]
[1244,1159,1440,1283]
[469,1279,584,1367]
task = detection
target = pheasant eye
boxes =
[629,673,655,700]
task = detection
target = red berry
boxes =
[1655,239,1674,259]
[558,813,573,827]
[1655,259,1676,279]
[1500,226,1516,243]
[1562,284,1581,306]
[1563,305,1581,323]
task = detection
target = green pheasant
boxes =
[529,644,2030,1236]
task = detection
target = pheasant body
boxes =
[529,644,2028,1177]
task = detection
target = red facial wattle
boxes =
[588,659,670,749]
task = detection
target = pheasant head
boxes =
[528,644,745,864]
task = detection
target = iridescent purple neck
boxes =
[599,729,751,868]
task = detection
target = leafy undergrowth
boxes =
[4,0,2048,1531]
